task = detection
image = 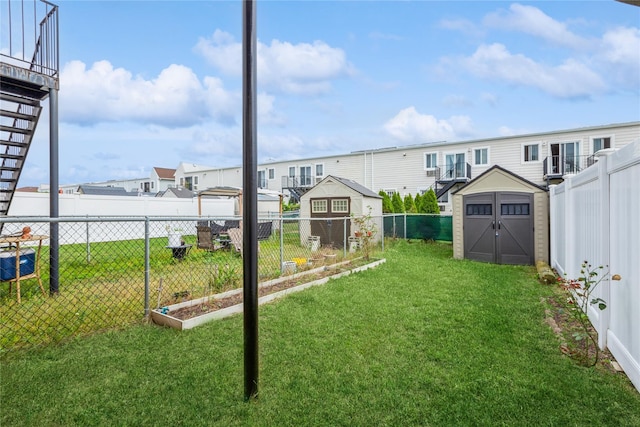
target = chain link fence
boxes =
[1,215,384,354]
[383,214,453,241]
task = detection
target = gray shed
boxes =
[452,165,549,265]
[300,176,382,249]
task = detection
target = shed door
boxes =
[463,193,496,263]
[496,193,534,265]
[310,197,351,248]
[463,192,534,265]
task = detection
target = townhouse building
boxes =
[174,122,639,214]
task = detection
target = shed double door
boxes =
[463,192,534,265]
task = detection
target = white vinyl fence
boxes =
[550,140,640,392]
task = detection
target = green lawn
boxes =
[2,240,638,426]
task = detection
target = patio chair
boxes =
[227,228,243,255]
[196,225,217,251]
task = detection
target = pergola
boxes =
[197,186,243,217]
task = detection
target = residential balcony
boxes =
[543,154,599,179]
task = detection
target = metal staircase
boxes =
[0,0,59,221]
[1,93,45,215]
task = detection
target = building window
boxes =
[316,164,324,177]
[593,137,611,153]
[151,182,154,189]
[332,199,349,213]
[424,153,437,169]
[382,189,396,197]
[466,204,492,216]
[288,166,296,178]
[179,177,184,187]
[268,168,275,180]
[300,166,312,186]
[473,148,489,166]
[311,199,327,213]
[184,177,192,190]
[523,144,539,162]
[258,170,266,188]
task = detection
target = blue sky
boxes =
[12,0,640,187]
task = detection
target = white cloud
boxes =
[195,30,355,95]
[383,107,474,143]
[483,3,590,50]
[596,26,640,90]
[460,43,606,98]
[60,60,214,127]
[439,18,483,38]
[58,60,284,128]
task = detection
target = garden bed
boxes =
[150,257,386,330]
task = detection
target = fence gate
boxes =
[463,192,534,265]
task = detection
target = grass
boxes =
[2,240,639,426]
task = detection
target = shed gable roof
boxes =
[319,175,382,198]
[453,165,547,195]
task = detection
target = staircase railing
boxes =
[1,0,59,78]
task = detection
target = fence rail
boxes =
[550,141,640,392]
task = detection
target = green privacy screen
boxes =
[383,214,453,242]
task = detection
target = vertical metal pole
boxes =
[144,217,150,317]
[343,218,347,258]
[242,0,259,401]
[404,214,407,239]
[85,215,91,264]
[49,87,59,295]
[279,216,284,272]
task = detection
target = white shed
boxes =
[300,176,382,248]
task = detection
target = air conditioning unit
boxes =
[426,170,436,177]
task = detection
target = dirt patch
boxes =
[543,292,617,372]
[168,258,374,321]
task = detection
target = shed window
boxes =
[332,199,349,213]
[466,204,492,216]
[501,203,530,216]
[312,199,327,213]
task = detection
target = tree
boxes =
[423,188,439,214]
[391,192,405,213]
[414,193,423,213]
[379,190,393,213]
[404,194,417,213]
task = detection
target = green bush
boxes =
[391,192,405,213]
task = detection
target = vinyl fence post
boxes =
[144,216,150,318]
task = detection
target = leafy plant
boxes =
[378,190,393,213]
[391,192,405,213]
[403,194,417,213]
[422,188,439,214]
[351,206,377,260]
[557,261,609,367]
